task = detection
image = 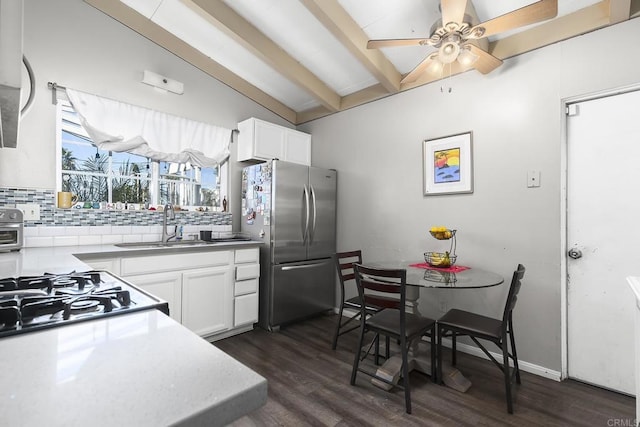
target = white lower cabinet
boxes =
[234,248,260,327]
[123,271,182,323]
[88,247,260,341]
[234,292,258,327]
[182,266,232,337]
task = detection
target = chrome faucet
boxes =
[162,203,176,243]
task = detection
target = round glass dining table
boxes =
[360,261,505,393]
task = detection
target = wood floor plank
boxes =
[217,314,635,426]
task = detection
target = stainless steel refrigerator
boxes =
[241,160,336,331]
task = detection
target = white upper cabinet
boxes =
[237,117,311,165]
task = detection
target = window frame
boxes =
[56,100,227,210]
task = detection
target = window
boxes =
[57,102,226,209]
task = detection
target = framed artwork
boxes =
[423,131,473,196]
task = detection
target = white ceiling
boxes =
[86,0,637,124]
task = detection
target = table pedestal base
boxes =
[371,341,471,393]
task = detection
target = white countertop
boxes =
[0,244,267,426]
[0,240,262,277]
[0,310,267,426]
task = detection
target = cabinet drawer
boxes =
[235,277,258,296]
[236,263,260,281]
[235,247,259,264]
[121,251,231,276]
[234,292,258,326]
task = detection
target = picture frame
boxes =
[423,131,473,196]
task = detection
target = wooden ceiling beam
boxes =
[632,0,640,17]
[608,0,632,24]
[83,0,297,124]
[187,0,341,112]
[298,0,401,93]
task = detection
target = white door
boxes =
[567,89,640,394]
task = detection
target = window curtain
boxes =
[66,88,231,167]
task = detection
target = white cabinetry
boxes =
[182,266,232,336]
[82,258,121,275]
[233,248,260,327]
[122,271,182,323]
[82,246,261,341]
[237,117,311,165]
[120,250,235,339]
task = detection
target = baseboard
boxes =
[337,308,562,381]
[438,338,562,381]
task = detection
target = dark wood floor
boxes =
[215,314,635,426]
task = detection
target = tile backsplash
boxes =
[1,187,232,247]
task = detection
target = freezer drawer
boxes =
[270,258,335,327]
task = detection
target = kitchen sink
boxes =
[115,235,253,249]
[115,240,209,249]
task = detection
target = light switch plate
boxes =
[527,170,541,188]
[16,203,40,220]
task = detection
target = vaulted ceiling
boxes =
[85,0,639,125]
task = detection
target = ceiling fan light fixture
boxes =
[457,46,478,67]
[439,41,460,64]
[428,57,444,75]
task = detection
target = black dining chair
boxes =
[350,264,436,414]
[437,264,526,414]
[332,251,385,350]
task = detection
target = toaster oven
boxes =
[0,208,23,252]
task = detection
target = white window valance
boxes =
[66,88,231,168]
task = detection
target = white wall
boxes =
[0,0,290,231]
[300,19,640,372]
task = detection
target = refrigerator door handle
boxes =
[281,261,327,271]
[302,185,310,244]
[309,184,317,244]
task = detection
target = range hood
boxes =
[0,0,24,149]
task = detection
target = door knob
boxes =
[568,248,582,259]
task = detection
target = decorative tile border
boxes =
[0,187,232,227]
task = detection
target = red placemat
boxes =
[408,263,470,273]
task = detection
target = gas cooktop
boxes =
[0,270,169,338]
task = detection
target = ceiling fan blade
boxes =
[467,0,558,39]
[467,44,502,74]
[441,0,468,27]
[367,38,431,49]
[401,55,439,84]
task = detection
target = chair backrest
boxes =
[335,250,363,300]
[501,264,526,326]
[353,264,406,314]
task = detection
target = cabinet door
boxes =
[182,266,232,337]
[83,258,121,275]
[234,292,258,327]
[284,129,311,165]
[125,271,182,323]
[254,119,285,160]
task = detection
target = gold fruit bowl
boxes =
[430,229,455,240]
[424,252,457,268]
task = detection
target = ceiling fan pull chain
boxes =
[441,63,452,93]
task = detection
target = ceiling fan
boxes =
[367,0,558,84]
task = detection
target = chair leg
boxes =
[374,334,380,365]
[401,338,412,414]
[430,326,437,382]
[385,336,390,360]
[331,304,346,350]
[451,331,457,366]
[350,324,367,385]
[502,338,514,414]
[437,325,443,384]
[509,323,521,384]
